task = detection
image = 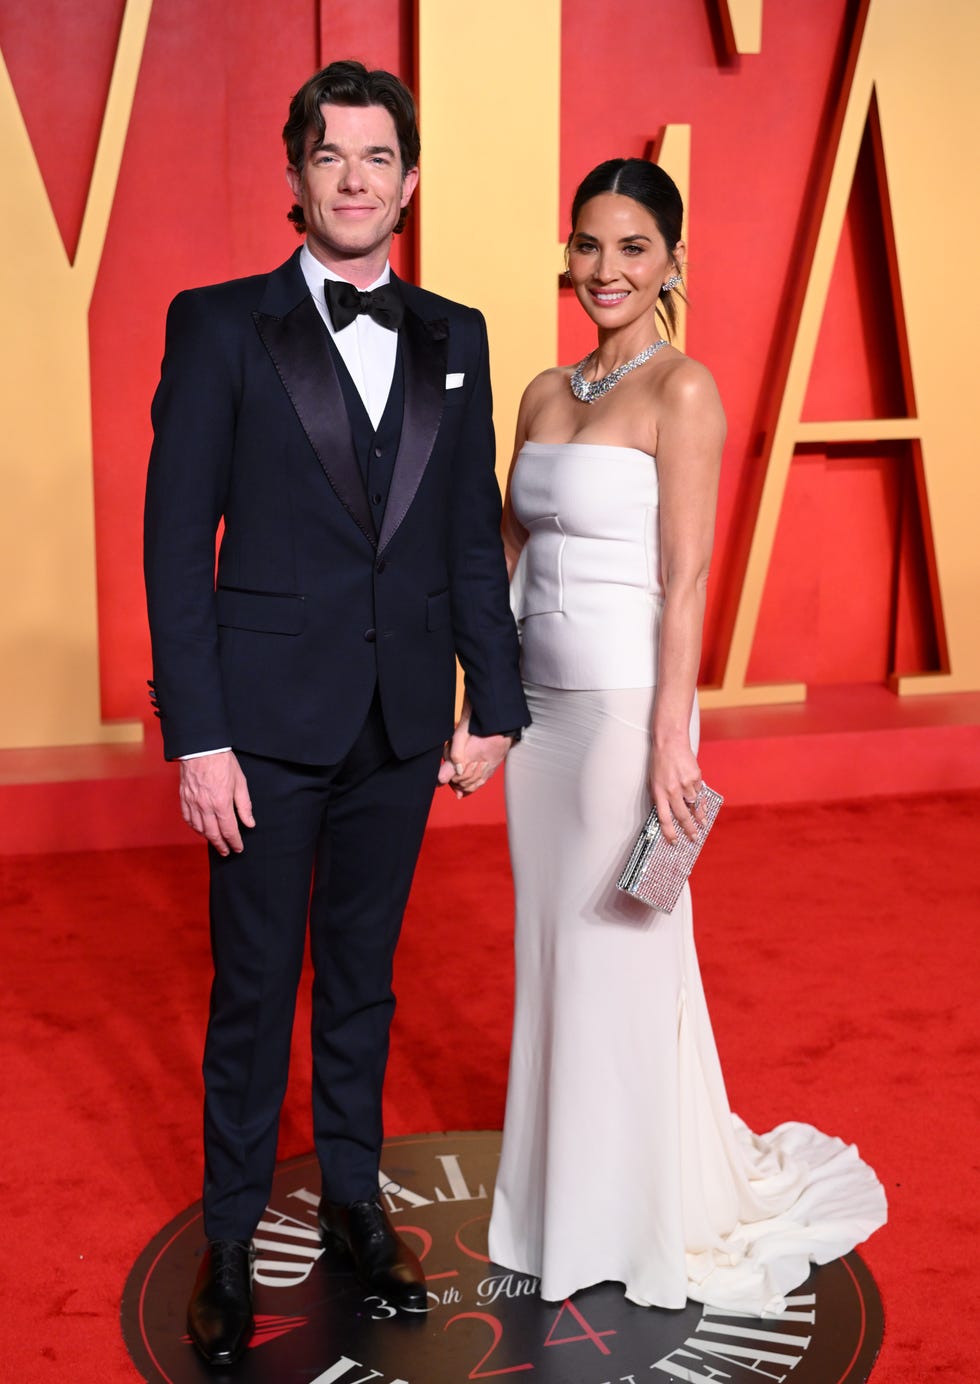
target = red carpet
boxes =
[2,790,978,1381]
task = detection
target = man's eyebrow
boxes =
[309,141,397,158]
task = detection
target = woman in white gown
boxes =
[484,158,886,1317]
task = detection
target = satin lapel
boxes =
[378,306,448,553]
[253,295,377,546]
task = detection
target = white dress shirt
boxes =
[181,244,400,761]
[300,242,399,430]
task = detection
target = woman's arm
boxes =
[649,360,726,842]
[502,484,530,580]
[501,377,550,578]
[444,376,543,794]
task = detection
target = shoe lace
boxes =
[212,1240,251,1291]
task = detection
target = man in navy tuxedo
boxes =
[144,60,528,1367]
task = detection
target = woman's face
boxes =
[567,192,683,332]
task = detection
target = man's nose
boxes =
[339,159,367,192]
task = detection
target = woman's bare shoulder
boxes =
[516,366,572,434]
[651,351,725,428]
[656,351,720,402]
[522,365,570,403]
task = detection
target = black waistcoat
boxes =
[324,332,406,533]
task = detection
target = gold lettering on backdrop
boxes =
[716,0,764,56]
[0,1,152,748]
[701,0,980,706]
[417,0,561,492]
[646,125,691,355]
[418,0,561,712]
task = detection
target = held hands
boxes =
[437,711,515,799]
[649,740,706,845]
[178,750,255,855]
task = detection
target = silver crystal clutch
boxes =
[617,784,723,912]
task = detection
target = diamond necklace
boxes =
[570,338,669,404]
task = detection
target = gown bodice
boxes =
[510,440,662,689]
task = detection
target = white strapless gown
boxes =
[487,441,886,1315]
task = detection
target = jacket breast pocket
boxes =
[215,586,306,635]
[426,589,451,631]
[443,370,466,408]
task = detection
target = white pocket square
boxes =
[446,373,465,389]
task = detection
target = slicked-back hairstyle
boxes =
[282,60,420,235]
[569,158,685,338]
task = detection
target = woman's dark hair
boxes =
[569,157,685,337]
[282,60,420,235]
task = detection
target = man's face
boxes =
[286,103,419,272]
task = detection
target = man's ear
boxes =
[400,165,420,209]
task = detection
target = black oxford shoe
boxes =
[187,1239,255,1367]
[319,1195,427,1312]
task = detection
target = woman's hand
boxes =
[437,701,516,799]
[648,740,705,844]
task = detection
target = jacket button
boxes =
[376,558,386,573]
[372,492,383,505]
[374,446,383,458]
[364,628,376,642]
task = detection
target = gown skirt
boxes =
[488,680,888,1315]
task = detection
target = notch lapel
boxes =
[378,303,448,553]
[253,293,377,546]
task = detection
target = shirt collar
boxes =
[299,243,391,308]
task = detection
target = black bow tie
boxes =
[324,279,404,332]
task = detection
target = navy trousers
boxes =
[201,693,442,1239]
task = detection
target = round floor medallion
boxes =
[122,1130,883,1383]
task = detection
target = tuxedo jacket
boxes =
[144,249,528,764]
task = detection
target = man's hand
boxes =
[178,751,255,855]
[437,724,515,799]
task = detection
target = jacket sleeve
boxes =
[143,289,237,759]
[447,309,530,738]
